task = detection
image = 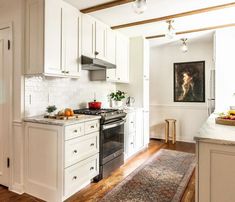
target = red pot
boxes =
[88,100,102,109]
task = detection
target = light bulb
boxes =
[133,0,147,14]
[181,44,188,52]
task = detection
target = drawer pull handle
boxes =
[73,176,77,180]
[90,143,95,147]
[73,150,78,154]
[90,167,94,171]
[74,130,78,133]
[90,125,95,129]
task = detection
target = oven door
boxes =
[101,119,125,164]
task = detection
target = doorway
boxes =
[0,26,12,187]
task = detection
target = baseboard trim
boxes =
[150,137,195,143]
[9,183,24,194]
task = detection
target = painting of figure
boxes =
[174,61,205,102]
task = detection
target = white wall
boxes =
[25,71,116,117]
[0,0,25,193]
[149,39,213,142]
[215,28,235,112]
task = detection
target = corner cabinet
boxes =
[25,0,81,78]
[24,119,100,202]
[115,32,129,83]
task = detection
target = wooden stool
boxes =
[165,119,176,144]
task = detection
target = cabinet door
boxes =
[95,21,107,60]
[44,0,63,75]
[116,33,129,83]
[82,15,95,58]
[143,111,149,146]
[135,109,144,150]
[106,29,116,81]
[62,2,80,77]
[25,0,44,74]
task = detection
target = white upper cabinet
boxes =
[61,1,81,77]
[25,0,81,78]
[81,14,95,58]
[116,32,129,83]
[95,21,107,60]
[106,29,116,81]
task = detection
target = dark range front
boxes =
[100,119,125,179]
[74,108,126,181]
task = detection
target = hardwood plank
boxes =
[146,23,235,39]
[0,140,195,202]
[111,2,235,29]
[80,0,134,14]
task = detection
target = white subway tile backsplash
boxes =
[25,72,116,117]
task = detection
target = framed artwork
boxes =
[174,61,205,102]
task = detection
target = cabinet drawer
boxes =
[64,154,99,197]
[85,120,99,134]
[128,112,136,133]
[65,123,85,140]
[65,132,99,168]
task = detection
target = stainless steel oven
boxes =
[96,118,125,180]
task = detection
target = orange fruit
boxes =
[70,110,74,116]
[64,110,71,117]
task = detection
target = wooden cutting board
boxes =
[215,117,235,126]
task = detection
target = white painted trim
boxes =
[150,104,207,110]
[0,22,13,189]
[150,137,196,144]
[9,183,24,195]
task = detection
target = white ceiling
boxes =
[65,0,235,41]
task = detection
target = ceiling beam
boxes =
[145,23,235,39]
[80,0,134,13]
[111,2,235,29]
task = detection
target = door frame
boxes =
[0,22,13,188]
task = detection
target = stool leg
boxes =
[172,122,176,144]
[165,122,169,143]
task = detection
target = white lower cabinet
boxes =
[64,154,99,198]
[124,108,147,160]
[24,118,100,202]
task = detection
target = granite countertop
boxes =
[24,114,101,126]
[194,113,235,145]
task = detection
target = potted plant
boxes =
[109,90,126,108]
[46,105,57,117]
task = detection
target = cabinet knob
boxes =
[95,51,99,56]
[90,143,95,147]
[90,166,94,171]
[66,71,69,74]
[74,130,78,133]
[62,70,65,73]
[73,150,78,154]
[106,77,109,79]
[73,176,77,180]
[118,78,120,80]
[131,142,134,145]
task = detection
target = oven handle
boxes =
[102,120,126,130]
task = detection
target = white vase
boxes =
[115,101,123,108]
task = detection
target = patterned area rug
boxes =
[100,149,196,202]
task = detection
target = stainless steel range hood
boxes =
[81,55,116,70]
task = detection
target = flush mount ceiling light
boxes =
[180,38,188,53]
[165,20,176,39]
[133,0,147,14]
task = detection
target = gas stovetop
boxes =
[74,108,126,123]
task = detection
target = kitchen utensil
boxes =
[126,96,135,107]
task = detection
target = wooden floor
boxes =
[0,140,195,202]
